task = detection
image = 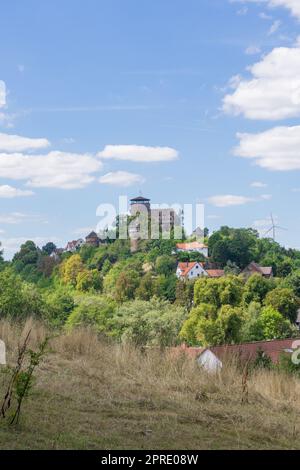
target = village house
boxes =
[65,238,85,253]
[85,231,100,248]
[176,261,224,280]
[174,338,299,372]
[176,241,209,258]
[243,261,273,279]
[176,262,207,280]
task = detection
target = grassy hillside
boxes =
[0,320,299,450]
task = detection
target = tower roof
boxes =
[86,231,98,239]
[130,196,150,203]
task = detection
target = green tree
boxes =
[258,306,295,339]
[180,303,217,345]
[13,241,40,266]
[216,305,244,344]
[135,273,154,300]
[66,296,116,333]
[194,277,221,307]
[45,289,75,326]
[0,269,26,318]
[153,274,177,302]
[76,269,102,292]
[175,279,195,309]
[209,227,258,269]
[110,298,185,347]
[60,254,84,286]
[42,242,57,256]
[264,287,299,323]
[155,255,177,276]
[196,317,223,347]
[283,270,300,297]
[219,276,244,306]
[115,270,140,302]
[243,273,273,305]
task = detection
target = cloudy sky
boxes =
[1,0,300,257]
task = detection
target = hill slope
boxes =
[0,320,299,450]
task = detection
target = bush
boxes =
[110,298,186,347]
[45,289,75,326]
[264,287,299,323]
[66,296,116,333]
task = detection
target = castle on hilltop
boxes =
[128,195,183,250]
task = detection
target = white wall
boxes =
[0,340,6,365]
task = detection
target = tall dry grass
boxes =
[0,318,300,449]
[1,317,300,408]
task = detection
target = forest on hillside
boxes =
[1,226,300,351]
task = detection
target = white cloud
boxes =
[208,195,255,207]
[99,171,145,187]
[230,1,300,20]
[98,145,179,162]
[223,44,300,120]
[234,125,300,171]
[0,133,50,152]
[268,19,281,35]
[0,212,34,224]
[251,181,268,187]
[0,81,6,108]
[0,151,102,189]
[0,185,34,198]
[245,45,261,55]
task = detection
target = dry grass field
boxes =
[0,319,300,450]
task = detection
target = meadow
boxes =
[0,319,299,450]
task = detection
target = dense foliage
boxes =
[0,226,300,348]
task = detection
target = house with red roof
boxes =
[176,262,207,280]
[176,262,225,280]
[176,241,208,258]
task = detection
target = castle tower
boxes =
[130,196,151,216]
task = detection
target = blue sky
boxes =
[1,0,300,257]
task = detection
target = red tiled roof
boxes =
[176,242,208,251]
[206,269,224,278]
[210,338,299,364]
[177,262,198,277]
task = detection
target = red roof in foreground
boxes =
[210,338,298,364]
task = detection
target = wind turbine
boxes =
[263,213,287,241]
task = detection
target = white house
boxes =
[176,262,208,280]
[176,242,208,258]
[176,262,224,281]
